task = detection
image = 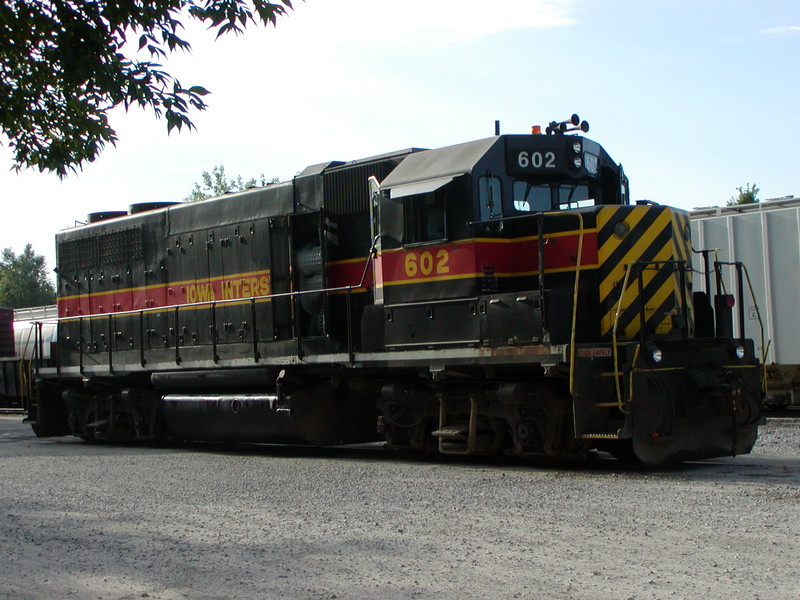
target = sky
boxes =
[1,0,799,273]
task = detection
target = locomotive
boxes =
[28,116,763,465]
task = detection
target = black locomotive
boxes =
[29,116,763,465]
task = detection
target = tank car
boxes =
[0,306,57,410]
[28,117,763,465]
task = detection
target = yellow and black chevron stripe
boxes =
[597,205,693,341]
[670,209,693,319]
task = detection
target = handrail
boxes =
[250,297,260,361]
[57,237,383,326]
[739,262,768,393]
[715,260,768,394]
[16,358,32,409]
[54,284,344,324]
[173,305,181,365]
[565,212,585,396]
[611,262,635,411]
[529,210,585,395]
[467,207,598,227]
[35,321,42,375]
[20,322,36,409]
[107,313,114,371]
[691,246,717,303]
[139,310,147,366]
[610,259,691,411]
[712,260,747,341]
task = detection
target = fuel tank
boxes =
[161,383,380,446]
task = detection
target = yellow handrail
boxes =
[611,262,635,412]
[565,211,585,396]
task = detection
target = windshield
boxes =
[558,184,592,209]
[512,182,550,212]
[512,182,595,213]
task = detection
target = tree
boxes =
[0,0,293,177]
[727,183,760,206]
[185,165,278,201]
[0,244,56,308]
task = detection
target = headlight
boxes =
[651,347,663,363]
[573,156,583,168]
[572,141,582,154]
[735,345,746,359]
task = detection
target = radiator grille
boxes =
[58,227,144,271]
[324,160,402,215]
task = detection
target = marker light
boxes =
[652,348,663,363]
[725,295,735,308]
[735,345,746,359]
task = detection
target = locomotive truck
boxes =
[27,116,763,465]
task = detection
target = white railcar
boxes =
[691,196,800,408]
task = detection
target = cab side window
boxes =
[478,175,502,221]
[404,191,446,244]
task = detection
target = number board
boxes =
[506,145,565,174]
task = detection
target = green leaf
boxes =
[1,0,296,176]
[188,85,210,96]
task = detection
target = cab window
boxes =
[404,192,446,244]
[512,182,551,212]
[558,184,593,209]
[478,175,502,221]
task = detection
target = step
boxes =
[432,424,469,441]
[582,431,621,440]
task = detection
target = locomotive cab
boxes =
[371,131,632,345]
[377,132,629,247]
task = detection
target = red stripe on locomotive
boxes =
[376,232,598,287]
[58,270,272,318]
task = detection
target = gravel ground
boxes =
[0,414,798,600]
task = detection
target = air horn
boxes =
[545,114,590,135]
